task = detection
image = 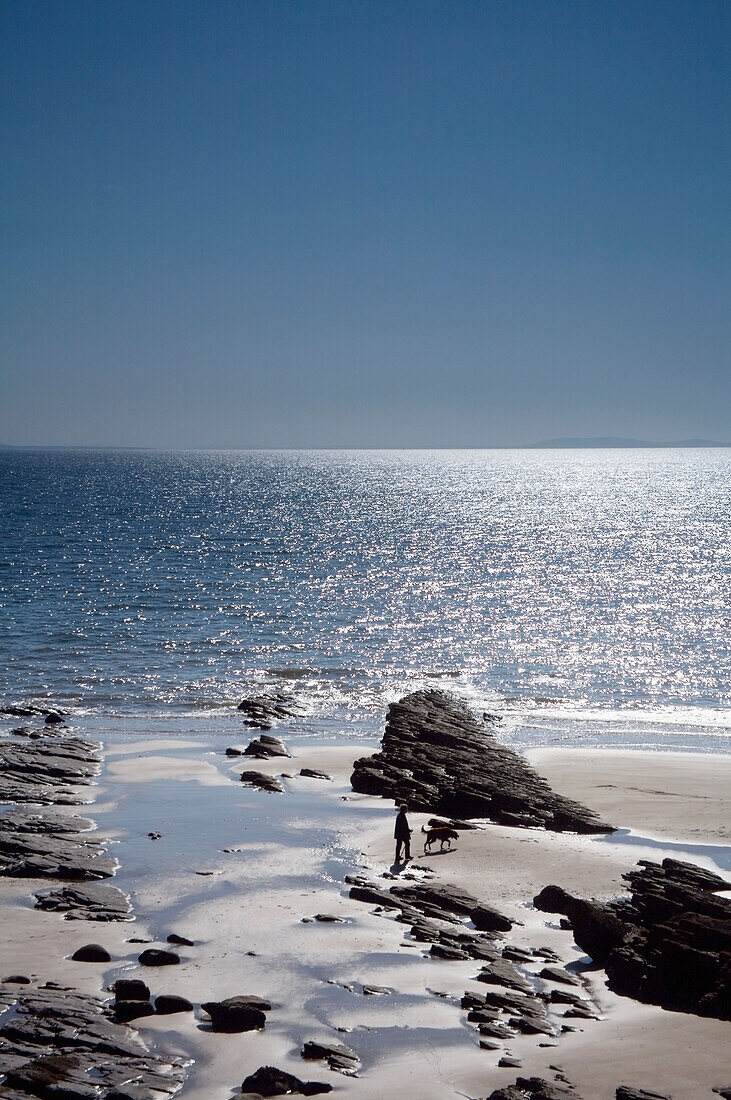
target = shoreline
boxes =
[0,729,729,1099]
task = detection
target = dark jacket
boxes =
[394,809,411,840]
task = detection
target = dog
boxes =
[421,823,459,853]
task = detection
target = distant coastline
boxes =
[524,436,730,448]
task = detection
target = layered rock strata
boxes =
[534,857,731,1020]
[237,691,304,729]
[0,983,187,1100]
[351,691,614,833]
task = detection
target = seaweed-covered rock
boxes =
[351,691,613,833]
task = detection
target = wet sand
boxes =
[1,735,729,1100]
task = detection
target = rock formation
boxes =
[0,982,186,1099]
[534,857,731,1020]
[351,691,613,833]
[237,691,304,729]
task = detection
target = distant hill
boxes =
[528,437,730,448]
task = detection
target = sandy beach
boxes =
[1,727,729,1100]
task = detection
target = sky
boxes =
[2,0,729,448]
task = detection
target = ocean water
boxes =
[1,447,729,752]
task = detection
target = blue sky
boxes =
[2,0,729,447]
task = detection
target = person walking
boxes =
[394,803,412,863]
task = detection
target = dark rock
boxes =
[241,1066,332,1096]
[0,808,116,881]
[154,994,194,1014]
[539,965,581,985]
[471,904,514,933]
[35,882,132,921]
[489,1079,581,1100]
[167,932,194,946]
[240,770,285,793]
[44,710,64,724]
[498,1055,522,1068]
[362,984,390,995]
[201,995,270,1031]
[299,768,332,780]
[2,975,31,984]
[237,692,303,730]
[538,858,731,1020]
[114,999,156,1022]
[350,691,614,833]
[114,979,151,1002]
[533,885,628,965]
[138,948,179,966]
[475,958,532,994]
[302,1039,358,1074]
[244,733,291,758]
[71,943,111,962]
[616,1090,673,1100]
[0,736,101,805]
[0,985,186,1098]
[313,914,344,923]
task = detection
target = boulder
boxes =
[113,979,150,1002]
[241,1066,332,1096]
[138,949,179,966]
[201,995,270,1032]
[351,691,613,833]
[154,995,194,1014]
[244,734,291,758]
[71,943,111,962]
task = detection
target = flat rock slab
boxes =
[351,690,614,833]
[0,736,101,805]
[240,770,285,794]
[34,882,132,921]
[0,984,187,1100]
[0,822,116,881]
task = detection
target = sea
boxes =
[1,447,729,754]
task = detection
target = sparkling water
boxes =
[1,448,729,751]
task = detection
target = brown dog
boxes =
[421,824,458,853]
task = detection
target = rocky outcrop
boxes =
[0,809,116,881]
[351,691,613,833]
[534,857,731,1020]
[0,736,101,805]
[237,692,304,729]
[34,882,132,921]
[0,982,186,1099]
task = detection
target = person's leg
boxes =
[395,839,402,862]
[404,837,411,860]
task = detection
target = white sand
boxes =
[1,738,729,1100]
